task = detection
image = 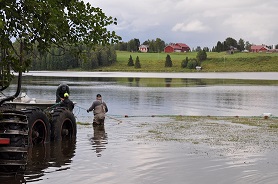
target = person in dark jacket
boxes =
[87,94,108,124]
[60,93,74,111]
[56,83,70,103]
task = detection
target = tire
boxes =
[0,110,28,173]
[50,107,76,141]
[21,107,50,146]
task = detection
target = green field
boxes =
[98,51,278,72]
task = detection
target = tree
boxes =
[196,50,207,62]
[181,57,189,68]
[203,47,209,52]
[225,37,238,48]
[165,54,172,67]
[134,56,141,68]
[195,46,202,52]
[154,38,165,52]
[238,38,245,51]
[127,55,134,66]
[215,41,223,52]
[0,0,121,87]
[245,41,251,51]
[187,59,198,69]
[127,38,140,52]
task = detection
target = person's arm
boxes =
[103,102,108,113]
[87,102,95,112]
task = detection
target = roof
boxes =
[176,43,190,48]
[139,45,149,48]
[251,45,269,50]
[165,45,182,49]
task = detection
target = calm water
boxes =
[1,72,278,184]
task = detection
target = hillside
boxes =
[97,51,278,72]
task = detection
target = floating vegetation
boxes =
[135,115,278,155]
[77,122,91,126]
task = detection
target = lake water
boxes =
[1,71,278,184]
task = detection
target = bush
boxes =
[165,54,172,67]
[135,56,141,68]
[181,57,189,68]
[187,59,198,69]
[127,55,134,66]
[196,50,207,62]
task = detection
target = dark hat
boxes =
[96,94,101,97]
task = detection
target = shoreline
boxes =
[24,71,278,80]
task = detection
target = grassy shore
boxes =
[98,51,278,72]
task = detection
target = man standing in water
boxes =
[87,94,108,124]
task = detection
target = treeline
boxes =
[212,37,277,52]
[212,37,251,52]
[28,45,116,71]
[23,36,278,71]
[114,37,278,53]
[114,38,166,52]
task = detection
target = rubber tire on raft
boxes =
[21,107,50,146]
[0,109,28,173]
[50,107,76,141]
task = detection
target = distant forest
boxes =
[28,44,116,71]
[115,37,278,53]
[25,37,278,71]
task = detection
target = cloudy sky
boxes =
[86,0,278,49]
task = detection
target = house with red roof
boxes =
[250,45,269,52]
[164,43,190,53]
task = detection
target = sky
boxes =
[86,0,278,49]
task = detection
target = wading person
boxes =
[56,83,70,103]
[87,94,108,125]
[60,93,75,111]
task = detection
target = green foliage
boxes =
[165,54,172,67]
[196,50,207,62]
[127,55,134,66]
[135,56,141,68]
[181,57,189,68]
[0,0,121,87]
[88,51,278,72]
[29,45,116,70]
[127,38,140,52]
[187,59,198,69]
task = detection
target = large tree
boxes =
[0,0,121,88]
[238,38,245,51]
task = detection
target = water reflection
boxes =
[0,138,76,183]
[90,123,107,157]
[25,139,76,182]
[3,75,277,119]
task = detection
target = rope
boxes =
[75,105,123,123]
[44,102,61,112]
[75,105,87,111]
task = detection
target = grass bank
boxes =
[98,51,278,72]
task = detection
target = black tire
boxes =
[21,107,50,146]
[50,107,76,141]
[0,110,28,173]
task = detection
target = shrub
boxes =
[127,55,134,66]
[135,56,141,68]
[181,57,189,68]
[196,50,207,62]
[165,54,172,67]
[187,59,198,69]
